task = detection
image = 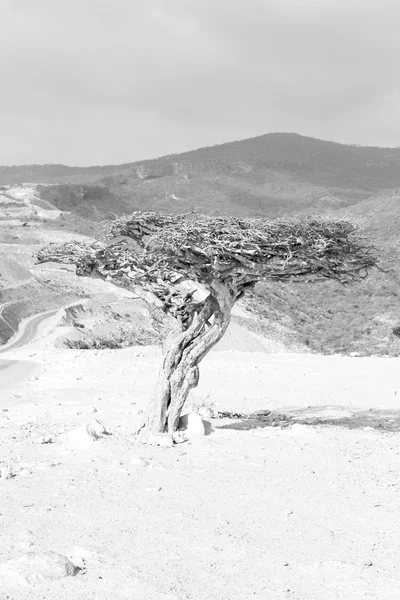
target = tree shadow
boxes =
[214,407,400,433]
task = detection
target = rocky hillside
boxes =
[1,133,400,221]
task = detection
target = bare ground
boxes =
[1,332,400,599]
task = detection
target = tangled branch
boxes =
[36,212,378,326]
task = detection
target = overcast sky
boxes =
[0,0,399,165]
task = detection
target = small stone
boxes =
[147,433,174,448]
[69,556,85,569]
[86,418,109,439]
[172,430,188,444]
[0,551,79,584]
[39,436,53,444]
[364,560,373,567]
[58,418,109,451]
[178,413,206,439]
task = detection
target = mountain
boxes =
[2,133,400,221]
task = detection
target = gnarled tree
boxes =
[37,212,377,437]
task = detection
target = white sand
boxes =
[1,333,400,599]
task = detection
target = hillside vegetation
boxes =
[1,133,400,355]
[1,133,399,221]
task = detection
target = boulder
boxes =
[0,551,79,584]
[178,413,206,438]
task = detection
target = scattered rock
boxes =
[178,413,206,438]
[0,551,79,584]
[147,433,174,448]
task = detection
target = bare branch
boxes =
[36,211,378,328]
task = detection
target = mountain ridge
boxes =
[1,132,396,223]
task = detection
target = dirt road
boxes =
[0,309,58,354]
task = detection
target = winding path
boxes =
[0,309,58,355]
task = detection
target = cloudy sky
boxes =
[0,0,399,165]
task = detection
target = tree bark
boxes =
[139,282,236,437]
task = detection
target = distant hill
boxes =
[2,133,400,220]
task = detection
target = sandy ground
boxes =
[1,329,400,599]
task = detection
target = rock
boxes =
[86,418,109,439]
[251,409,272,418]
[0,551,79,584]
[178,413,206,438]
[349,352,360,357]
[172,430,189,444]
[147,433,174,448]
[58,418,109,451]
[69,555,85,570]
[39,435,53,444]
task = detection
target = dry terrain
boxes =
[1,314,400,599]
[1,134,400,598]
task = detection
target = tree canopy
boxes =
[37,211,377,327]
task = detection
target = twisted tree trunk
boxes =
[139,282,236,436]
